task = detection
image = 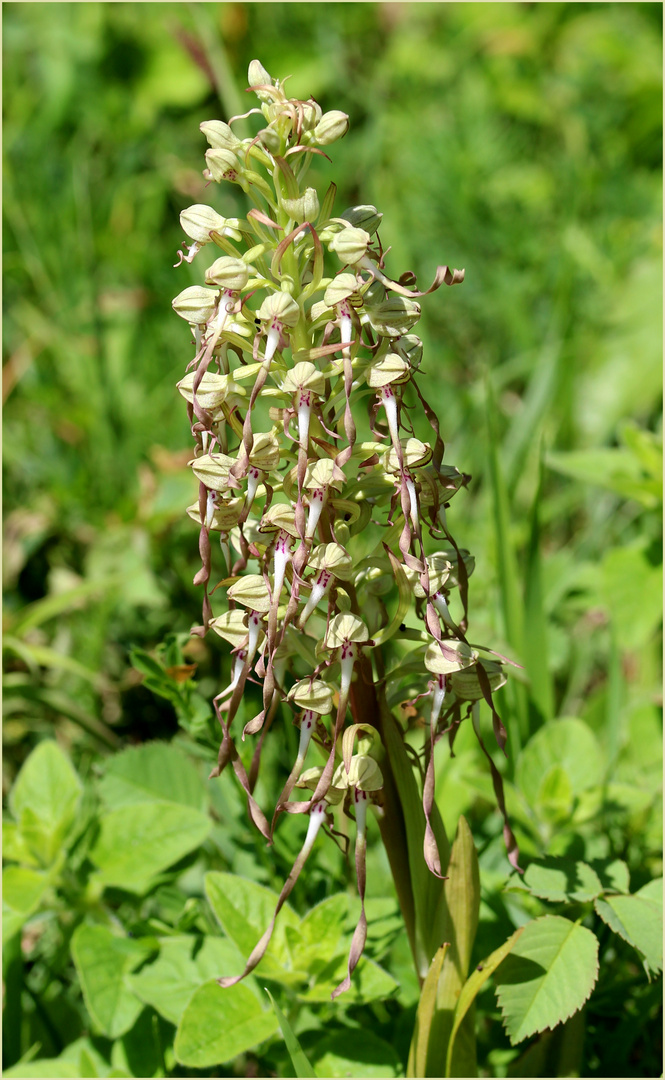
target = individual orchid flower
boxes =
[255,291,300,364]
[297,542,352,627]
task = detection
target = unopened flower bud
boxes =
[281,187,320,224]
[248,59,275,102]
[301,100,323,130]
[172,286,218,326]
[329,227,371,267]
[340,205,383,236]
[313,110,350,146]
[257,127,281,154]
[205,257,249,291]
[200,120,242,152]
[366,295,422,337]
[180,204,235,245]
[394,334,423,369]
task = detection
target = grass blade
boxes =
[264,988,315,1079]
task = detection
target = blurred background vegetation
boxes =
[3,3,662,1076]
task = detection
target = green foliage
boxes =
[495,916,599,1047]
[3,2,662,1077]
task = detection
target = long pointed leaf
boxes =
[264,988,315,1078]
[445,927,524,1076]
[407,943,450,1078]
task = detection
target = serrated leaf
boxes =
[508,857,604,903]
[71,924,152,1038]
[90,803,211,893]
[98,741,206,812]
[174,978,279,1067]
[594,894,662,973]
[495,916,599,1046]
[128,934,246,1025]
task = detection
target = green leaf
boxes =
[594,894,662,973]
[174,978,279,1067]
[264,987,315,1079]
[495,916,599,1046]
[635,877,662,904]
[2,1061,80,1078]
[9,575,122,636]
[71,924,153,1038]
[407,942,449,1078]
[535,765,573,822]
[522,455,554,723]
[90,802,212,893]
[128,934,246,1025]
[446,927,524,1076]
[311,1029,402,1078]
[507,858,611,904]
[546,447,661,508]
[429,815,481,1077]
[2,866,49,943]
[9,739,82,830]
[204,871,299,977]
[9,741,82,866]
[298,954,398,1004]
[98,741,207,812]
[288,893,349,970]
[516,718,603,807]
[600,544,663,652]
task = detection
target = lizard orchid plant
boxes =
[172,59,519,1001]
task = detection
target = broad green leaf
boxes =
[516,718,603,806]
[98,741,207,811]
[286,893,349,972]
[128,934,246,1025]
[205,871,299,977]
[2,820,39,867]
[2,866,49,942]
[591,858,630,895]
[90,802,211,892]
[265,987,315,1079]
[299,954,398,1004]
[635,877,662,903]
[2,1061,80,1078]
[174,978,279,1067]
[495,916,599,1046]
[71,924,153,1038]
[594,894,662,973]
[600,545,663,651]
[446,927,524,1076]
[9,741,82,865]
[536,764,573,822]
[312,1029,402,1078]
